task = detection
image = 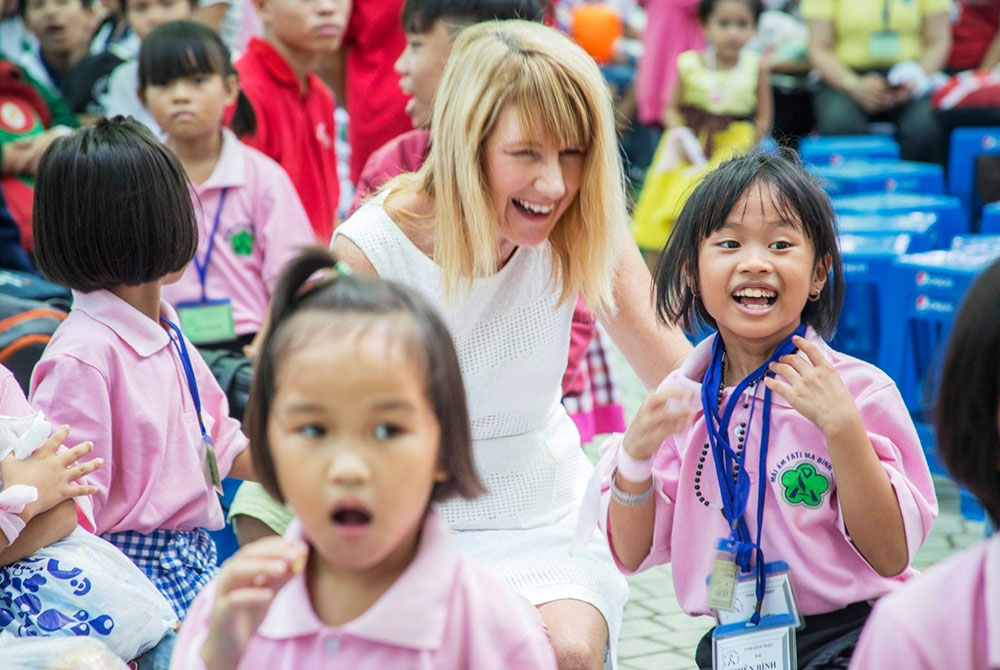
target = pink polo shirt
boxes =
[849,532,1000,669]
[173,511,557,669]
[0,365,34,417]
[29,290,249,536]
[161,129,316,336]
[596,328,937,617]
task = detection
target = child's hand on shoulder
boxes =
[0,426,100,521]
[623,386,699,460]
[201,537,309,670]
[764,336,860,433]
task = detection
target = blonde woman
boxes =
[333,20,692,669]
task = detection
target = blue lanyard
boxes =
[192,187,229,303]
[701,323,805,623]
[161,317,209,441]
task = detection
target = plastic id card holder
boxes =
[869,31,901,62]
[713,614,797,670]
[177,299,236,345]
[716,561,802,629]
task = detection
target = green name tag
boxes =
[869,31,901,62]
[177,300,236,344]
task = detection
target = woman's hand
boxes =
[200,537,309,670]
[0,426,101,521]
[764,336,857,434]
[849,74,893,113]
[622,387,698,460]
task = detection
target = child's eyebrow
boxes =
[371,400,417,412]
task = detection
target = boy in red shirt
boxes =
[235,0,349,244]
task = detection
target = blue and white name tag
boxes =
[713,614,797,670]
[715,561,801,629]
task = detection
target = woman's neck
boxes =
[306,528,422,627]
[108,281,162,322]
[168,130,224,186]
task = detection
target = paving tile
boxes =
[622,649,697,670]
[618,636,672,659]
[619,617,672,639]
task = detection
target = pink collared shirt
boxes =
[29,290,249,536]
[161,128,316,336]
[0,365,34,417]
[173,511,557,669]
[596,327,937,617]
[850,533,1000,669]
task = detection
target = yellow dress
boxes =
[633,49,760,251]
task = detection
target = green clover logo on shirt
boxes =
[780,461,830,508]
[230,228,254,256]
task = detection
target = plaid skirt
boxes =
[103,528,218,619]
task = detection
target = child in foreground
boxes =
[849,258,1000,669]
[591,152,936,668]
[172,248,556,669]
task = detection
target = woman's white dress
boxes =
[335,201,628,663]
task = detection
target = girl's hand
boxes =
[622,387,699,460]
[764,336,857,434]
[0,426,101,520]
[200,537,309,670]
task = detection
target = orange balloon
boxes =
[571,4,623,65]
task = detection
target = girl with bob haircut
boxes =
[589,152,936,668]
[850,258,1000,669]
[172,248,557,669]
[334,19,692,669]
[29,118,257,619]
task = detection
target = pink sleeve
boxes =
[192,351,249,480]
[0,367,34,417]
[849,599,928,669]
[29,355,113,524]
[561,296,595,396]
[595,433,683,575]
[835,382,938,565]
[169,580,216,670]
[257,162,317,292]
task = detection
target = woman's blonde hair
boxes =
[386,20,626,313]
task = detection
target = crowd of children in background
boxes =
[0,0,996,668]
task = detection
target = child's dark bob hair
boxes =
[935,258,1000,523]
[697,0,763,24]
[402,0,546,34]
[138,20,256,137]
[245,248,485,505]
[33,117,197,293]
[654,151,844,339]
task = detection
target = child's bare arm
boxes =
[663,76,687,129]
[0,499,77,566]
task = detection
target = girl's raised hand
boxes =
[764,336,857,433]
[0,426,101,520]
[623,386,699,460]
[200,537,310,670]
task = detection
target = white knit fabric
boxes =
[335,201,628,665]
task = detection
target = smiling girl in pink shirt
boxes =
[172,248,556,669]
[850,258,1000,670]
[28,119,257,619]
[590,152,936,668]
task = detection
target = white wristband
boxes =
[617,447,654,483]
[0,484,39,545]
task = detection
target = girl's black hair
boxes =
[935,259,1000,523]
[245,247,485,505]
[32,117,197,292]
[697,0,763,23]
[138,20,256,138]
[654,151,844,339]
[402,0,547,34]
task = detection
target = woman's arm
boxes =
[597,236,692,390]
[755,61,774,142]
[807,19,892,112]
[0,500,77,566]
[331,235,379,276]
[979,29,1000,70]
[919,12,952,74]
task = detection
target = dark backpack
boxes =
[198,349,252,422]
[0,294,67,394]
[0,270,72,310]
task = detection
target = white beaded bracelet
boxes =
[610,468,654,507]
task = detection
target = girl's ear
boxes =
[223,73,240,107]
[811,253,831,295]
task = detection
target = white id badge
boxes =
[715,561,802,628]
[713,614,797,670]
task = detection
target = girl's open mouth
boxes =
[732,287,777,310]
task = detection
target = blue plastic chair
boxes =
[799,135,900,166]
[833,192,968,238]
[837,212,948,252]
[811,161,944,197]
[980,202,1000,234]
[947,127,1000,216]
